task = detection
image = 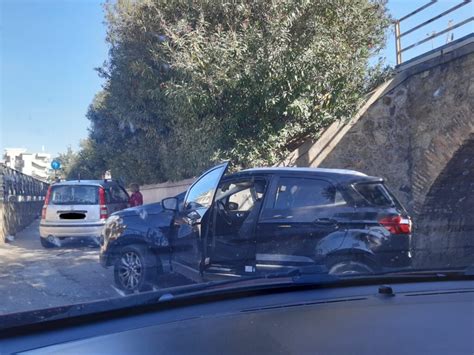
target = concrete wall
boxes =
[139,178,195,204]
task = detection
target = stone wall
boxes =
[415,134,474,268]
[320,43,474,217]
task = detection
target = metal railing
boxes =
[394,0,473,65]
[0,164,49,203]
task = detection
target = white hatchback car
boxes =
[39,180,129,248]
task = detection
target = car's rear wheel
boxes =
[114,245,157,293]
[327,257,375,276]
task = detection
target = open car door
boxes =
[203,178,266,277]
[171,162,229,272]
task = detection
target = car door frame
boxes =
[203,174,270,276]
[170,162,229,278]
[105,183,129,215]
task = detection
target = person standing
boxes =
[129,183,143,207]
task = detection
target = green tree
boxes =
[55,146,78,180]
[84,0,391,182]
[63,139,107,180]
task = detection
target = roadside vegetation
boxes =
[60,0,392,183]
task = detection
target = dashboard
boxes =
[1,280,473,354]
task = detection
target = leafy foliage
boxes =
[78,0,391,183]
[54,147,77,180]
[56,140,106,181]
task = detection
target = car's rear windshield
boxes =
[50,185,99,205]
[353,182,395,207]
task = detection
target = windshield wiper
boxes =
[156,266,339,301]
[376,267,474,278]
[264,265,339,284]
[157,264,474,302]
[158,264,473,301]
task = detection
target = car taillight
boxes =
[99,187,108,219]
[379,215,411,235]
[41,186,52,220]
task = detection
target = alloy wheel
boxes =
[117,251,143,290]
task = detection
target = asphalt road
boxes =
[0,220,192,315]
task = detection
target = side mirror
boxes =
[162,197,178,211]
[227,202,239,211]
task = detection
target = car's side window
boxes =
[228,187,254,211]
[261,177,346,222]
[185,167,224,210]
[106,185,129,203]
[114,186,129,203]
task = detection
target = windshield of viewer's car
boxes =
[1,0,473,327]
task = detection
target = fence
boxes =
[394,0,473,65]
[0,164,49,242]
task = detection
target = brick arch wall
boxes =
[414,134,474,268]
[406,53,474,215]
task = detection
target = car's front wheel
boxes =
[114,245,157,293]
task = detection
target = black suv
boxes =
[100,163,412,292]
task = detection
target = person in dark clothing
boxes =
[129,183,143,207]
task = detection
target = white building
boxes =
[3,148,52,181]
[3,148,26,170]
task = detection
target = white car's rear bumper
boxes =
[39,221,105,238]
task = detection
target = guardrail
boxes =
[0,164,49,242]
[394,0,473,65]
[0,163,49,203]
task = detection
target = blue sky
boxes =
[1,0,473,157]
[1,0,107,156]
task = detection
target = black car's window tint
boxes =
[353,183,394,207]
[273,178,336,209]
[262,177,346,222]
[50,185,98,205]
[185,167,223,210]
[107,185,129,203]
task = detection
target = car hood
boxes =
[113,202,164,218]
